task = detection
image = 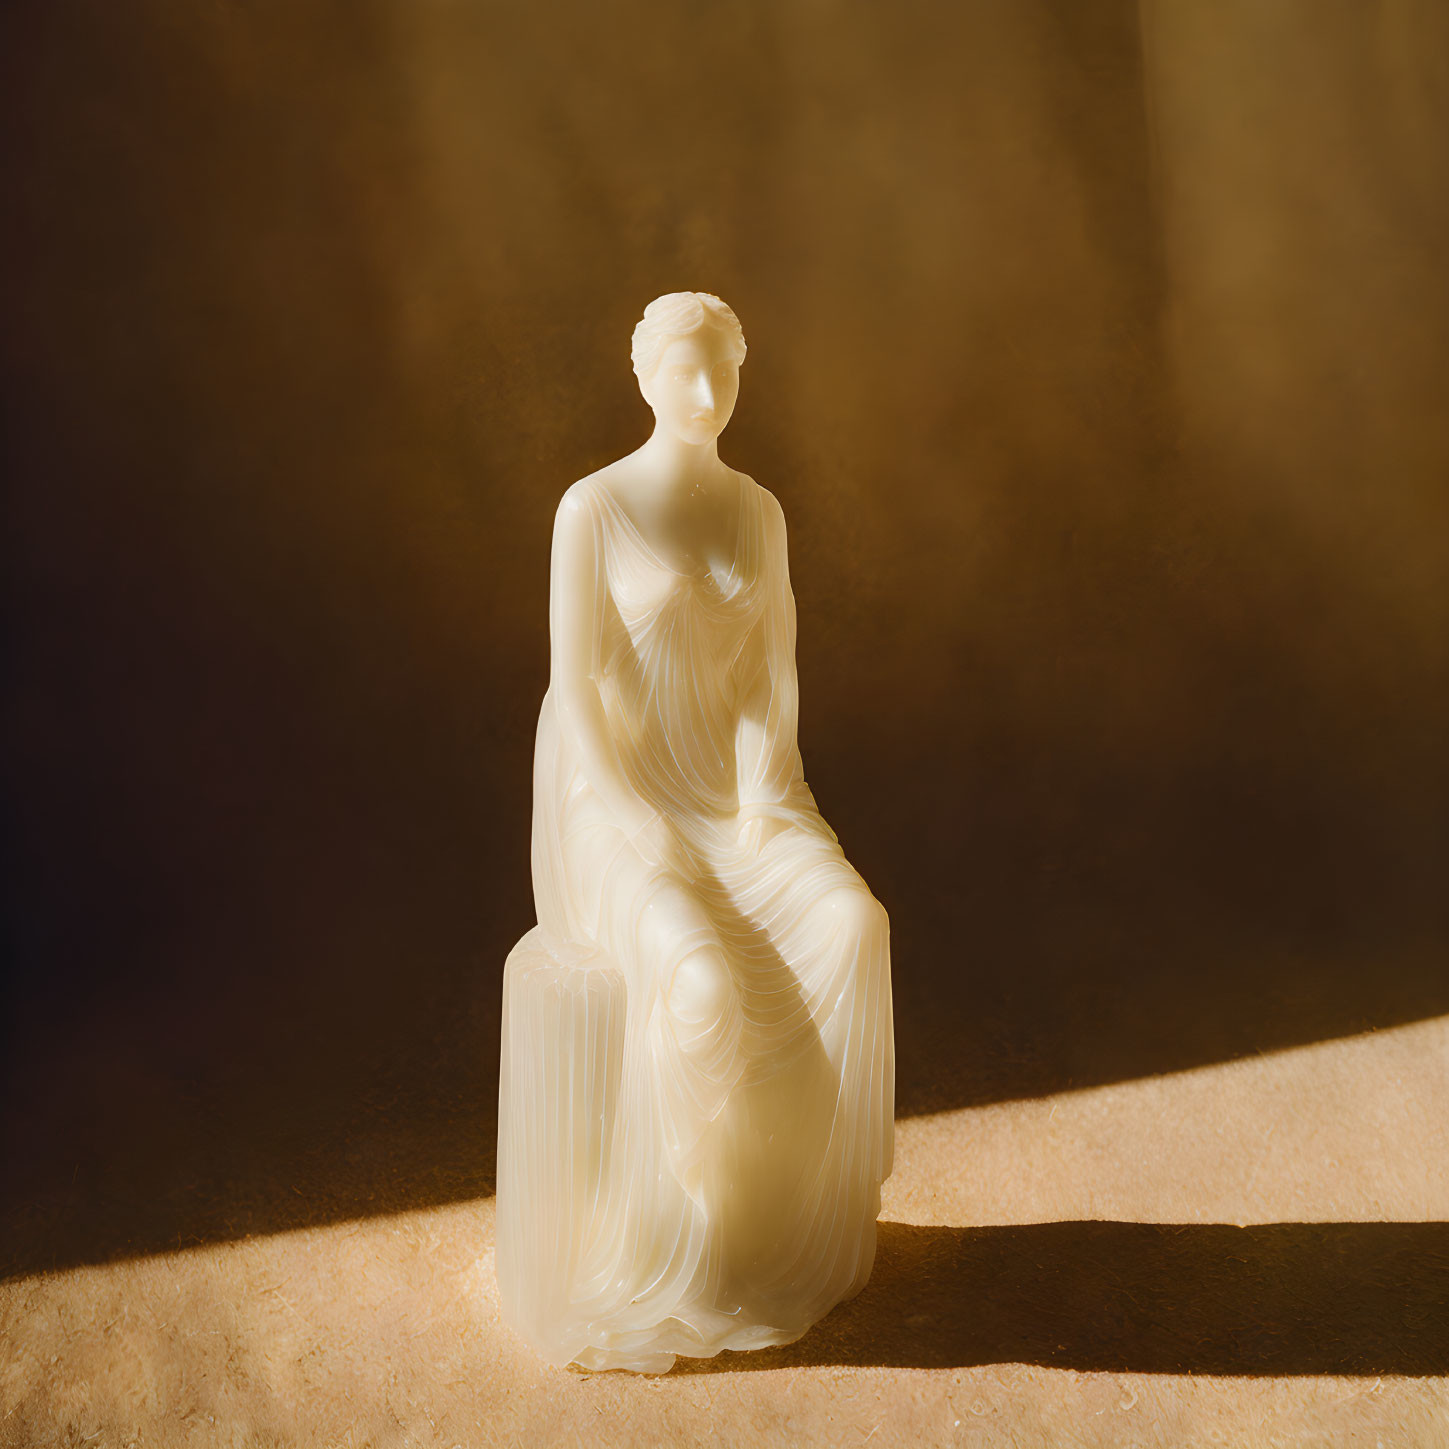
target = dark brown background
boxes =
[4,1,1446,1275]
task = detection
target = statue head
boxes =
[631,292,747,447]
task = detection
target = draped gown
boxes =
[502,469,894,1372]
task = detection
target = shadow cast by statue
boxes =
[673,1218,1449,1377]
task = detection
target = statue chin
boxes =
[495,292,894,1373]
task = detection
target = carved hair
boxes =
[631,292,747,381]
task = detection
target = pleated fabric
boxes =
[497,474,894,1372]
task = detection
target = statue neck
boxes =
[637,425,722,490]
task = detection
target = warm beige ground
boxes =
[4,1016,1447,1448]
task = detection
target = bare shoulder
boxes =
[557,458,625,523]
[557,479,589,514]
[552,472,610,554]
[563,461,610,508]
[552,484,591,545]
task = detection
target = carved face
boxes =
[639,328,741,446]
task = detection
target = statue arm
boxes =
[733,490,831,834]
[549,487,655,836]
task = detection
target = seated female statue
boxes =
[501,291,894,1373]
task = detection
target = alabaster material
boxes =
[497,293,894,1373]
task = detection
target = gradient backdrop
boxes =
[4,0,1447,1274]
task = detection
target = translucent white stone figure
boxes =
[497,292,894,1373]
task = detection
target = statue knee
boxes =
[822,884,888,942]
[668,948,736,1028]
[639,884,711,961]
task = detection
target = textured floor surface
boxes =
[3,1014,1447,1448]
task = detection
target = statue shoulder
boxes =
[745,478,788,542]
[563,456,642,520]
[726,468,776,514]
[557,468,615,528]
[557,477,594,519]
[551,477,608,562]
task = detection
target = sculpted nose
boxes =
[695,374,715,413]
